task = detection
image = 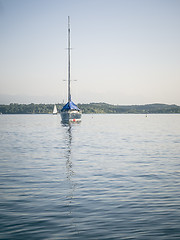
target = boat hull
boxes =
[61,110,82,123]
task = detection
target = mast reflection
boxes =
[62,123,79,235]
[65,124,74,181]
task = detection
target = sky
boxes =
[0,0,180,105]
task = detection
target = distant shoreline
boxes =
[0,103,180,114]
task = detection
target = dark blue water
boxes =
[0,114,180,239]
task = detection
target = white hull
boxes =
[61,110,82,123]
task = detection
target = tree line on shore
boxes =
[0,103,180,114]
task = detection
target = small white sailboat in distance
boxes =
[53,104,58,115]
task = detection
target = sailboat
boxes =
[61,17,82,123]
[53,104,58,115]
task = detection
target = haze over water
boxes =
[0,114,180,239]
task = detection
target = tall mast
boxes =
[68,16,71,102]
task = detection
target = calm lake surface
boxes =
[0,114,180,240]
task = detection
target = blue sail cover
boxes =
[61,101,80,111]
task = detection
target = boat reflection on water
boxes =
[62,123,79,235]
[64,125,74,181]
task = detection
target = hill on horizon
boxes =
[0,103,180,114]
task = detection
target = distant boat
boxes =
[53,104,58,115]
[61,16,82,123]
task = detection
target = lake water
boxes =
[0,114,180,240]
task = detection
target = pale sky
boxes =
[0,0,180,105]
